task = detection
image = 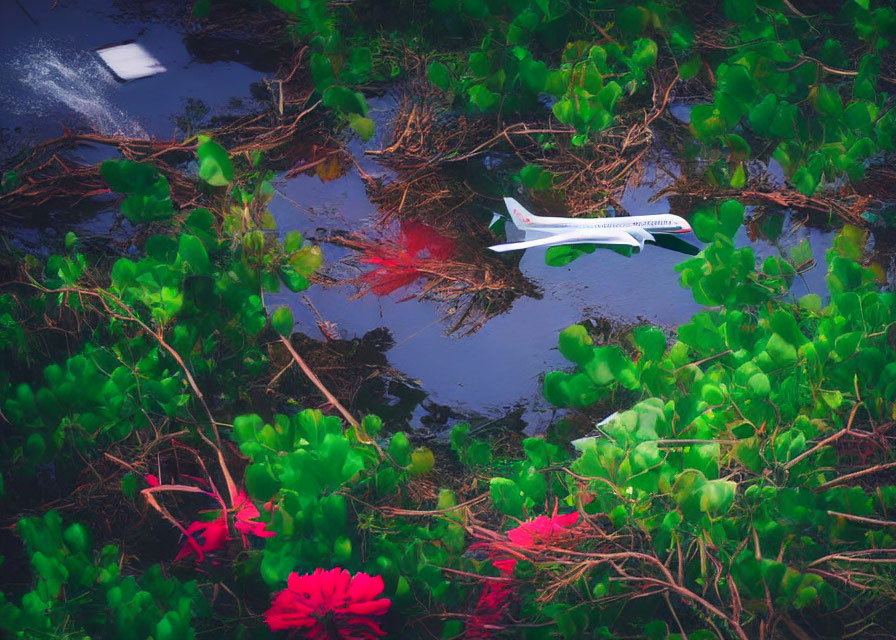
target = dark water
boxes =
[0,1,837,435]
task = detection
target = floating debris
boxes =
[95,41,165,81]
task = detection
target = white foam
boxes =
[1,40,147,138]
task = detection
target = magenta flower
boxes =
[233,489,276,543]
[506,512,579,548]
[174,514,229,562]
[265,568,391,639]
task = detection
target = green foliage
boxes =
[539,210,896,635]
[100,160,174,224]
[196,135,234,186]
[0,512,205,639]
[1,148,320,477]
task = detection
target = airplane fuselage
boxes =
[489,198,694,253]
[508,209,691,234]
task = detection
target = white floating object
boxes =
[488,197,693,253]
[96,42,165,81]
[571,412,619,452]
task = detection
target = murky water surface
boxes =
[1,0,837,434]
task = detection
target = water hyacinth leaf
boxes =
[520,56,548,93]
[279,267,310,292]
[814,85,844,119]
[718,200,744,237]
[518,164,553,191]
[730,164,746,188]
[271,306,294,337]
[245,463,280,501]
[678,53,701,79]
[690,105,727,140]
[100,159,166,195]
[630,38,658,70]
[427,61,451,90]
[598,81,622,111]
[724,0,755,21]
[633,326,667,360]
[748,372,771,397]
[467,84,500,110]
[24,432,46,461]
[489,477,525,517]
[177,234,209,274]
[322,86,368,116]
[347,113,375,141]
[388,431,412,466]
[289,245,323,276]
[690,207,718,242]
[409,447,435,476]
[718,63,755,104]
[197,135,234,186]
[792,166,819,196]
[617,5,650,36]
[558,324,594,364]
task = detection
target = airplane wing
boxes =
[647,234,700,255]
[489,228,641,253]
[622,226,654,248]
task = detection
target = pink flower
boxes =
[233,490,276,542]
[145,474,160,487]
[174,514,229,562]
[361,222,457,296]
[265,568,391,639]
[491,558,517,576]
[506,512,579,548]
[467,581,515,638]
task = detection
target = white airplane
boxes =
[488,198,695,254]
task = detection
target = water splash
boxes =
[2,40,146,139]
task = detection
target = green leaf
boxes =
[63,523,90,553]
[409,447,435,476]
[322,86,368,115]
[279,267,310,292]
[558,325,594,364]
[177,234,209,274]
[719,200,744,236]
[197,135,234,187]
[388,432,412,466]
[347,113,375,141]
[814,85,844,119]
[730,164,746,188]
[467,84,500,110]
[766,333,798,367]
[520,56,548,93]
[633,326,667,361]
[489,477,525,517]
[690,105,727,140]
[245,464,280,501]
[518,164,553,191]
[748,372,771,397]
[427,61,451,90]
[630,38,658,70]
[271,306,294,337]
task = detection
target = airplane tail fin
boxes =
[504,198,542,229]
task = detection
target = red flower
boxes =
[265,568,391,639]
[145,474,160,487]
[506,512,579,548]
[233,489,276,543]
[360,222,456,296]
[467,580,515,638]
[174,514,229,562]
